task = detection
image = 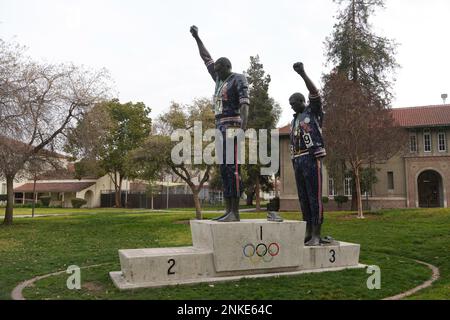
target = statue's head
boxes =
[289,93,306,114]
[214,57,232,80]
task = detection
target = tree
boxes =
[325,0,399,106]
[323,0,403,218]
[154,99,215,219]
[66,99,152,207]
[131,134,173,199]
[243,55,281,210]
[0,39,110,225]
[322,73,406,218]
[25,152,64,217]
[360,166,379,209]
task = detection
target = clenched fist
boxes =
[293,62,305,75]
[190,25,199,38]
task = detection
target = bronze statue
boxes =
[289,62,327,246]
[190,25,249,222]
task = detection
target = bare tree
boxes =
[0,39,111,225]
[25,152,64,217]
[323,73,407,218]
[154,99,215,219]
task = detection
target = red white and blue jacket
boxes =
[205,59,250,120]
[290,93,327,159]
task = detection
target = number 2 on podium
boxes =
[168,259,176,275]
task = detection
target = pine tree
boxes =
[243,55,281,210]
[323,0,404,218]
[325,0,398,106]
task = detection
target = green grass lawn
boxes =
[1,207,151,216]
[1,203,258,217]
[0,207,449,300]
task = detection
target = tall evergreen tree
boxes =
[325,0,399,106]
[243,55,281,210]
[323,0,403,218]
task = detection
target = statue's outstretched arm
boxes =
[293,62,319,96]
[190,25,215,81]
[293,62,322,115]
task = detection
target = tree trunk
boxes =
[114,187,120,208]
[246,190,254,206]
[354,167,364,219]
[255,176,261,212]
[32,177,37,218]
[193,189,202,220]
[351,0,358,82]
[114,173,122,208]
[3,174,15,225]
[351,183,358,211]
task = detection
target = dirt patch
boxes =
[0,239,22,251]
[82,281,105,293]
[173,220,191,225]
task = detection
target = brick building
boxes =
[278,104,450,211]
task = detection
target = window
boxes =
[1,183,6,195]
[438,132,447,152]
[344,176,352,197]
[409,134,417,152]
[328,178,336,196]
[423,130,432,152]
[387,172,394,190]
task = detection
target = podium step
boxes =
[118,247,215,285]
[302,242,361,270]
[191,220,305,272]
[110,220,363,290]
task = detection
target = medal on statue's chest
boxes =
[214,80,229,116]
[300,113,314,148]
[294,117,301,137]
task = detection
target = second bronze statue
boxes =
[289,62,330,246]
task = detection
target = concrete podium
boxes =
[110,220,363,290]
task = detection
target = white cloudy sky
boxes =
[1,0,449,127]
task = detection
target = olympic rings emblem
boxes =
[243,243,280,263]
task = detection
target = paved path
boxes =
[12,259,439,300]
[383,260,440,300]
[11,264,110,300]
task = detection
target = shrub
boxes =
[322,197,329,204]
[39,196,52,207]
[334,195,349,209]
[71,198,87,208]
[14,202,43,208]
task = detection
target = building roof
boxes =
[279,124,291,136]
[278,104,450,134]
[391,104,450,128]
[14,182,96,193]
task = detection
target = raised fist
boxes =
[293,62,305,75]
[190,25,199,38]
